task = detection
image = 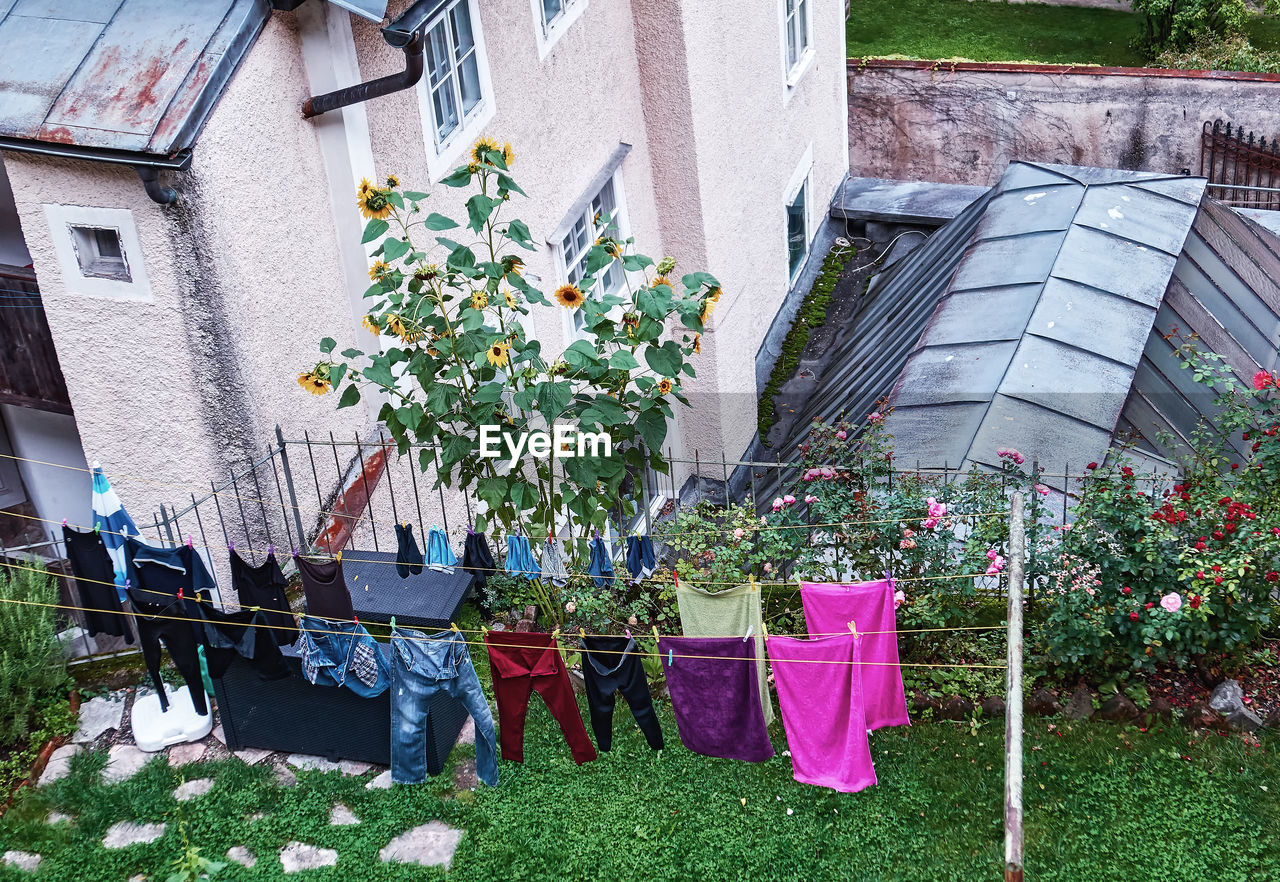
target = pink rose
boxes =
[868,412,883,422]
[733,528,745,540]
[902,528,915,538]
[771,498,783,512]
[836,430,847,440]
[893,589,905,609]
[1160,592,1182,613]
[804,494,819,504]
[782,494,796,506]
[763,562,773,573]
[1253,370,1274,390]
[820,467,835,479]
[1035,484,1050,496]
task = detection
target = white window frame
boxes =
[530,0,587,59]
[779,0,815,96]
[784,144,814,284]
[555,169,631,342]
[415,0,496,182]
[42,204,151,301]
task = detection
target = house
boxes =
[770,161,1280,490]
[0,0,850,545]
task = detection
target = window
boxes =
[784,0,810,71]
[561,176,626,335]
[416,0,494,180]
[786,180,808,279]
[531,0,586,58]
[69,226,130,282]
[42,204,151,300]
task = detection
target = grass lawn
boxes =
[0,672,1276,879]
[846,0,1280,67]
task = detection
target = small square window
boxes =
[69,226,131,282]
[786,181,808,278]
[541,0,564,31]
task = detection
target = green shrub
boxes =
[1153,33,1280,72]
[0,561,69,744]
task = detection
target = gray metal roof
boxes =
[883,162,1209,482]
[0,0,268,160]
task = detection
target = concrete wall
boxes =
[0,404,90,540]
[847,60,1280,186]
[0,13,369,530]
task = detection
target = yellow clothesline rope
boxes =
[0,560,1009,668]
[0,450,1007,541]
[4,510,1007,591]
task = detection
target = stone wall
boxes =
[847,60,1280,186]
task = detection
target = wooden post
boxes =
[1004,491,1026,882]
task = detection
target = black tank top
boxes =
[292,554,354,620]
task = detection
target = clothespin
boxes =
[186,535,193,548]
[61,518,67,527]
[267,544,274,555]
[177,588,184,600]
[625,627,632,639]
[743,625,753,642]
[336,550,342,563]
[848,619,859,638]
[668,649,674,666]
[579,627,586,641]
[672,567,679,588]
[762,620,770,641]
[749,573,756,592]
[467,523,475,536]
[651,625,659,641]
[481,622,489,635]
[450,622,460,634]
[94,523,101,535]
[390,616,397,630]
[292,546,298,556]
[551,627,561,642]
[229,540,234,551]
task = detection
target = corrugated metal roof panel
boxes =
[1027,279,1156,367]
[919,285,1043,347]
[893,341,1020,407]
[1000,334,1134,427]
[1050,224,1179,306]
[951,231,1063,290]
[0,0,268,157]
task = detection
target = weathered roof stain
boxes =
[0,0,268,157]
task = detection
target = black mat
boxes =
[342,550,474,629]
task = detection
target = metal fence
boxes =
[1200,119,1280,210]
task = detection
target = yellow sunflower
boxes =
[361,314,381,335]
[297,370,331,396]
[554,284,585,309]
[386,174,400,188]
[415,264,440,281]
[501,142,515,166]
[384,315,407,338]
[485,340,511,368]
[707,286,722,303]
[368,259,390,282]
[357,182,393,220]
[657,378,673,395]
[471,136,499,165]
[693,334,701,354]
[651,274,672,289]
[470,291,489,310]
[399,325,425,344]
[700,292,720,325]
[504,289,518,309]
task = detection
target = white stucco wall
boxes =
[0,162,31,267]
[0,13,370,539]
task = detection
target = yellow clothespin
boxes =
[450,622,460,634]
[651,625,660,642]
[749,573,756,592]
[579,627,586,641]
[481,622,489,635]
[551,627,561,642]
[762,620,770,640]
[847,619,859,638]
[336,550,342,563]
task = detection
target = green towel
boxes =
[675,582,773,726]
[197,644,216,697]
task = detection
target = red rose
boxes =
[1243,432,1251,440]
[1267,572,1279,583]
[1190,595,1202,609]
[1086,462,1098,470]
[1220,497,1232,505]
[1213,531,1225,540]
[1195,542,1206,551]
[1214,575,1224,585]
[1145,602,1154,609]
[1232,463,1240,470]
[1196,571,1205,579]
[1122,586,1132,594]
[1211,564,1222,572]
[1129,612,1140,621]
[1225,523,1237,533]
[1121,466,1134,477]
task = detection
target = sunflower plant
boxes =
[307,139,717,540]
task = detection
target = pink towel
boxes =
[800,579,910,730]
[769,633,877,793]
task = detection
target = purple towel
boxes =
[800,579,910,730]
[769,633,878,793]
[658,635,774,762]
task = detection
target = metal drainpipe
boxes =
[135,166,178,205]
[301,31,424,119]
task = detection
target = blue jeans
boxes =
[298,616,391,698]
[390,628,498,787]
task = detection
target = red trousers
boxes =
[484,631,597,765]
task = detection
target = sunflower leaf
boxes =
[637,284,672,318]
[622,254,653,272]
[423,212,459,231]
[403,190,429,202]
[319,337,336,354]
[361,219,388,243]
[337,383,361,409]
[562,340,599,369]
[495,172,526,196]
[644,341,683,377]
[440,167,472,188]
[447,244,477,272]
[505,219,535,250]
[466,194,499,233]
[609,350,640,371]
[584,245,614,276]
[383,238,411,262]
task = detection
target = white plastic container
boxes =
[130,684,213,752]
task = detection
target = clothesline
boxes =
[0,450,1007,541]
[0,559,1008,666]
[1,510,1007,590]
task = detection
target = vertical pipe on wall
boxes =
[1003,491,1026,882]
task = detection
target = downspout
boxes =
[135,166,178,205]
[301,31,424,118]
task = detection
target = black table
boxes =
[342,550,474,630]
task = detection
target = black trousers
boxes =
[580,636,664,751]
[135,614,209,715]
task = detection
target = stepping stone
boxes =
[338,759,372,776]
[379,821,463,869]
[46,812,72,825]
[286,754,341,773]
[247,812,265,823]
[366,770,393,790]
[3,851,41,872]
[234,747,272,765]
[168,742,206,766]
[227,846,257,868]
[103,821,166,849]
[38,745,82,786]
[329,803,360,825]
[457,717,475,746]
[280,841,338,872]
[73,693,126,744]
[173,778,215,801]
[274,764,298,788]
[104,745,157,784]
[210,724,226,746]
